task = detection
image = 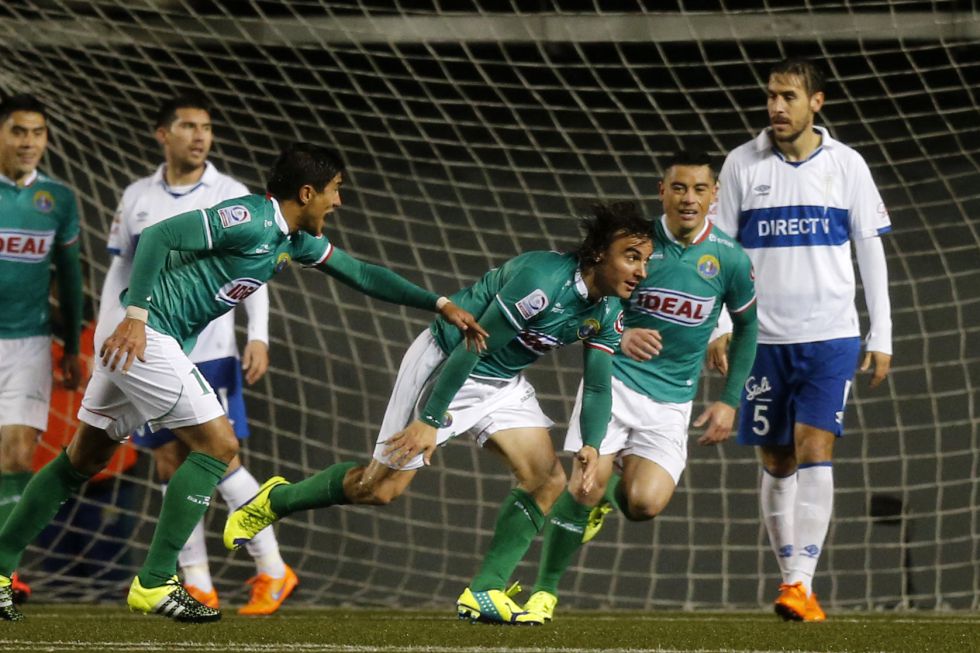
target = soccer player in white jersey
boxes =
[709,58,892,622]
[96,94,293,615]
[0,94,84,606]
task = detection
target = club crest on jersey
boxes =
[274,252,291,273]
[696,254,720,279]
[0,229,54,262]
[577,318,601,340]
[515,289,549,320]
[215,277,263,306]
[217,205,251,228]
[632,288,716,327]
[440,411,453,428]
[33,190,54,213]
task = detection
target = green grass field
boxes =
[0,605,976,653]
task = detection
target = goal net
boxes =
[1,0,977,611]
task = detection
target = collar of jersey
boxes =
[153,161,218,197]
[756,124,834,158]
[267,195,289,235]
[658,214,712,246]
[0,169,38,188]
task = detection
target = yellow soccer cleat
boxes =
[0,575,24,621]
[774,582,826,623]
[581,501,613,543]
[523,590,557,622]
[127,575,221,622]
[238,564,298,616]
[184,584,220,610]
[456,582,543,625]
[223,476,288,551]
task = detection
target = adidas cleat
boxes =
[0,576,24,621]
[223,476,288,551]
[582,501,613,544]
[184,584,220,610]
[9,572,30,605]
[239,564,298,615]
[774,582,826,622]
[456,583,543,625]
[127,575,221,622]
[523,590,557,622]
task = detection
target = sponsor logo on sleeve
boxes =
[217,205,252,228]
[614,310,624,334]
[515,289,549,320]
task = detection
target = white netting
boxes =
[1,0,977,610]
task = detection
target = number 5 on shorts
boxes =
[752,403,770,436]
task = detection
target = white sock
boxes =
[786,464,834,595]
[161,483,213,592]
[218,467,287,578]
[760,469,797,583]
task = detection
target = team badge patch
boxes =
[577,318,601,340]
[696,254,720,279]
[274,252,291,273]
[515,289,549,319]
[33,190,54,213]
[614,310,624,334]
[440,411,453,428]
[217,205,251,228]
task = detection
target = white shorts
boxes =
[373,329,553,470]
[0,336,51,431]
[78,326,226,442]
[564,376,692,484]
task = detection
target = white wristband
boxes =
[436,296,451,310]
[125,306,149,322]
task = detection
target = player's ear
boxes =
[297,184,313,205]
[154,126,168,147]
[810,91,825,114]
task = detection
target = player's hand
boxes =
[438,301,488,352]
[706,333,732,377]
[620,328,662,362]
[100,317,147,373]
[575,445,599,495]
[60,353,83,390]
[242,340,270,385]
[860,350,891,390]
[383,419,438,468]
[693,401,735,445]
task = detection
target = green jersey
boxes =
[0,172,80,340]
[614,217,755,404]
[124,194,330,347]
[431,251,623,379]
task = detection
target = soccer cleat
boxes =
[127,575,221,622]
[238,564,298,615]
[223,476,288,551]
[0,575,24,621]
[774,582,826,622]
[184,584,220,610]
[9,572,30,605]
[523,590,557,622]
[456,583,543,625]
[581,501,613,543]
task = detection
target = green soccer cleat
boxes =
[581,501,613,543]
[0,575,24,622]
[223,476,288,551]
[127,575,221,622]
[456,582,543,625]
[524,590,558,622]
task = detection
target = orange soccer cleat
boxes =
[774,581,826,622]
[238,564,298,616]
[9,572,31,604]
[184,584,220,610]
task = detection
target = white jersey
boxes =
[96,162,269,361]
[716,126,891,346]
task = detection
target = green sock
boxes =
[604,473,630,516]
[270,461,357,517]
[0,451,89,575]
[532,490,592,596]
[470,488,545,592]
[0,472,33,528]
[138,451,227,587]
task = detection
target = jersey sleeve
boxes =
[847,154,891,240]
[493,265,555,332]
[586,304,625,354]
[714,152,743,238]
[107,186,135,258]
[724,249,756,315]
[56,189,81,248]
[203,202,266,254]
[292,231,334,266]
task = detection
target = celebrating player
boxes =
[0,93,84,606]
[0,142,484,622]
[709,58,892,622]
[224,202,653,625]
[520,151,757,622]
[96,93,294,615]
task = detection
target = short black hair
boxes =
[770,58,826,97]
[266,142,345,202]
[0,93,47,124]
[576,201,651,269]
[154,92,210,130]
[663,151,717,183]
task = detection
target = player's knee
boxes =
[206,431,239,464]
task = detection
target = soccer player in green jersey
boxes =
[0,142,484,623]
[0,94,84,607]
[520,151,759,622]
[224,202,653,624]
